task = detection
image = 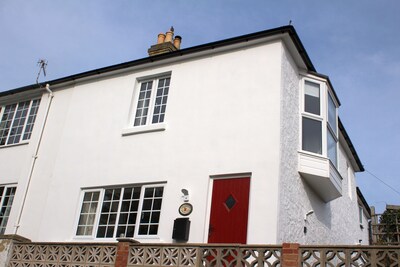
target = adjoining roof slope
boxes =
[357,187,371,216]
[339,118,364,172]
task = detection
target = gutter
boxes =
[339,118,364,172]
[357,187,371,216]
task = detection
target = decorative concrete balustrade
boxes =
[2,235,400,266]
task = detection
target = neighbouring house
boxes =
[0,26,369,245]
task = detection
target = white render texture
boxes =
[277,45,368,245]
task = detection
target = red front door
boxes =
[208,177,250,244]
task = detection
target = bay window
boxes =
[299,77,342,202]
[301,78,339,167]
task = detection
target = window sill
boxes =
[0,141,29,149]
[73,236,160,242]
[122,123,167,136]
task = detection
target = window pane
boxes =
[302,117,322,154]
[140,212,150,223]
[149,225,158,235]
[304,81,320,115]
[142,199,152,210]
[328,93,337,135]
[328,129,338,167]
[117,226,126,238]
[139,225,148,235]
[97,226,106,237]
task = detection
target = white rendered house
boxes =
[0,26,369,245]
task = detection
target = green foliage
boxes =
[379,209,400,244]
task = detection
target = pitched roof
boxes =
[0,26,313,97]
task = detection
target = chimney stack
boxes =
[148,27,182,56]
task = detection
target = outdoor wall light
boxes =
[181,189,189,202]
[304,210,314,221]
[304,210,314,234]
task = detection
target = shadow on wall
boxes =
[303,179,332,230]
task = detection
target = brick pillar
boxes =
[115,238,139,267]
[282,243,300,267]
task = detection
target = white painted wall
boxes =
[13,40,283,243]
[0,93,51,236]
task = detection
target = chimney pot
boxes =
[173,36,182,50]
[165,30,174,43]
[157,33,166,44]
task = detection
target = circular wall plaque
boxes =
[179,203,193,216]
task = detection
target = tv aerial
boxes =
[36,59,48,86]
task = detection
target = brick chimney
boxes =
[148,27,182,56]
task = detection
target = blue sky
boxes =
[1,1,399,213]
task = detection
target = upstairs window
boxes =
[76,184,164,239]
[0,185,17,234]
[0,99,41,146]
[359,205,363,225]
[301,78,339,167]
[133,76,170,127]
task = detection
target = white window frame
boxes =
[74,184,165,240]
[74,189,103,238]
[0,99,41,147]
[135,184,164,239]
[301,78,327,157]
[300,77,339,168]
[122,73,171,136]
[358,205,364,225]
[0,184,17,234]
[327,89,339,167]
